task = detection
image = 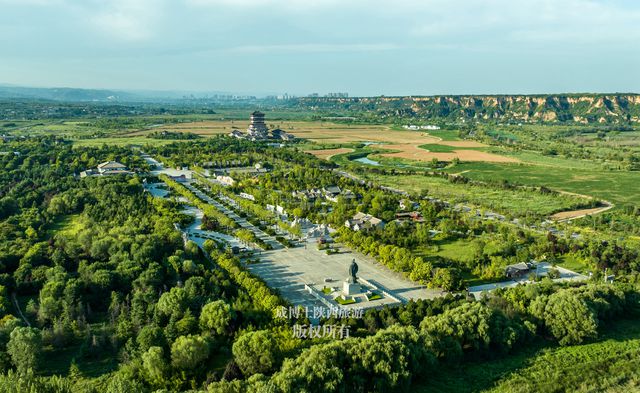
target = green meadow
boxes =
[443,160,640,207]
[359,172,590,217]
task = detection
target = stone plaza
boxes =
[247,237,444,311]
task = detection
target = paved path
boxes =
[181,205,245,250]
[11,292,30,327]
[183,182,282,250]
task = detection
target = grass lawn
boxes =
[366,293,383,301]
[553,254,591,275]
[48,214,84,237]
[442,158,640,207]
[418,143,484,153]
[48,214,83,238]
[432,239,476,264]
[461,272,504,287]
[335,296,356,305]
[360,172,588,217]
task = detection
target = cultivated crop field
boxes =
[37,115,639,209]
[129,119,516,163]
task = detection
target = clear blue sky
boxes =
[1,0,638,96]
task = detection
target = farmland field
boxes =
[327,146,639,209]
[71,136,179,147]
[127,119,517,163]
[52,116,639,211]
[116,118,640,209]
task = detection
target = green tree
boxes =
[156,287,189,319]
[185,240,200,258]
[429,268,463,291]
[142,346,168,387]
[543,291,598,345]
[7,327,42,374]
[171,335,210,371]
[232,330,277,376]
[200,300,233,335]
[136,326,165,352]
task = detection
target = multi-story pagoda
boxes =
[228,111,295,141]
[247,111,269,139]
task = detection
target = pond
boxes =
[353,156,381,166]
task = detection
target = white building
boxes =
[345,212,385,232]
[80,161,133,177]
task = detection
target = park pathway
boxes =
[11,292,30,327]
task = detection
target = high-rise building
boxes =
[247,111,269,139]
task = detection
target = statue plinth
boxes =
[342,258,361,296]
[343,281,360,296]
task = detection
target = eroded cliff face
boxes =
[298,94,640,123]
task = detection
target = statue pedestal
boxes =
[343,281,360,296]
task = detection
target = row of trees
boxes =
[160,174,238,230]
[336,227,464,290]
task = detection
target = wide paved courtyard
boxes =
[247,238,443,310]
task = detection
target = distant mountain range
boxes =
[1,85,639,124]
[296,94,640,124]
[0,85,144,102]
[0,85,252,103]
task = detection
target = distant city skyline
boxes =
[1,0,639,96]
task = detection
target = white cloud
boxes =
[80,0,166,42]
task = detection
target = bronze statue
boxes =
[348,259,358,283]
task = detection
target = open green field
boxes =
[554,254,591,274]
[415,318,640,393]
[332,143,638,209]
[418,143,484,153]
[426,129,465,141]
[359,172,590,217]
[47,214,82,238]
[414,238,476,265]
[443,161,640,207]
